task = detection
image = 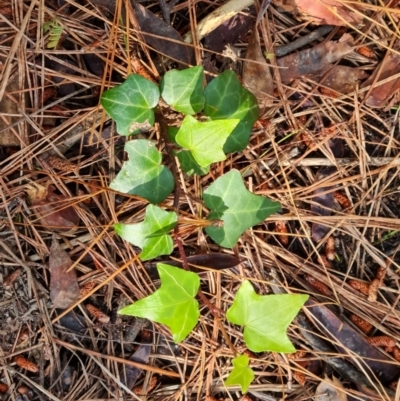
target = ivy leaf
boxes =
[109,139,174,204]
[101,74,160,136]
[118,264,200,343]
[225,354,255,393]
[226,281,309,352]
[114,205,177,261]
[160,66,205,114]
[176,115,239,167]
[204,170,281,247]
[204,70,259,153]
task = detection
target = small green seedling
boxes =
[101,67,308,393]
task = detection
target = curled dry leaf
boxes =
[3,268,22,287]
[315,376,347,401]
[277,34,354,83]
[86,304,110,324]
[13,356,39,373]
[347,279,370,296]
[366,336,396,349]
[27,183,79,231]
[362,46,400,108]
[303,274,331,296]
[49,236,80,309]
[348,314,372,334]
[275,221,289,245]
[275,0,363,26]
[325,236,335,260]
[242,27,273,107]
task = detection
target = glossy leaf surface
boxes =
[160,66,204,114]
[226,281,309,352]
[109,139,174,204]
[176,115,239,167]
[101,74,159,136]
[114,205,177,261]
[118,264,200,342]
[225,354,254,393]
[204,170,281,247]
[204,70,259,153]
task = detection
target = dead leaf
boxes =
[27,183,79,231]
[275,0,363,26]
[306,299,400,384]
[277,34,354,83]
[242,28,274,107]
[131,2,194,66]
[362,49,400,108]
[49,236,80,309]
[315,376,348,401]
[120,344,151,390]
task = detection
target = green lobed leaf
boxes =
[109,139,174,204]
[225,354,255,393]
[175,115,239,167]
[118,263,200,342]
[226,281,309,352]
[101,74,160,136]
[114,205,177,261]
[204,70,259,153]
[204,170,281,247]
[160,66,205,114]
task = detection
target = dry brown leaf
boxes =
[363,47,400,108]
[242,27,273,107]
[315,376,347,401]
[275,0,363,26]
[49,236,80,309]
[27,183,79,231]
[277,34,354,83]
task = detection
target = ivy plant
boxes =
[101,66,309,394]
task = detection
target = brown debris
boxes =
[0,6,12,16]
[45,155,79,172]
[134,376,157,395]
[3,268,22,287]
[347,279,370,296]
[368,267,387,302]
[356,46,375,59]
[131,57,157,83]
[366,336,396,348]
[18,327,30,342]
[79,281,97,298]
[392,346,400,362]
[0,383,9,394]
[86,304,110,324]
[13,356,39,373]
[42,87,57,104]
[325,236,335,260]
[334,191,351,209]
[275,221,289,245]
[320,87,340,98]
[319,255,333,270]
[303,274,331,296]
[349,314,372,334]
[17,386,33,399]
[293,371,307,386]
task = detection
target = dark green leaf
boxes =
[109,139,174,204]
[114,205,177,261]
[226,281,309,352]
[101,74,160,136]
[204,70,259,153]
[160,66,204,114]
[118,263,200,342]
[175,150,210,176]
[204,170,281,247]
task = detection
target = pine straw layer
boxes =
[0,0,400,400]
